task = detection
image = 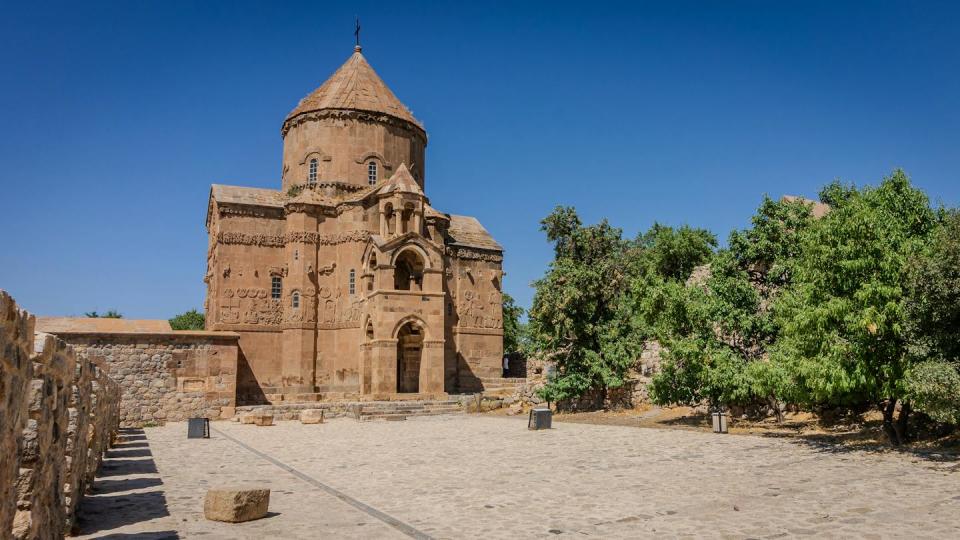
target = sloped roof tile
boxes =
[447,215,502,251]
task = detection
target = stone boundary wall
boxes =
[1,290,120,538]
[52,332,240,427]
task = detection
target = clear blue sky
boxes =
[2,1,958,319]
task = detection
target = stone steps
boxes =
[236,399,466,422]
[478,377,528,395]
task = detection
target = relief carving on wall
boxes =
[319,288,362,326]
[446,247,503,263]
[216,230,371,247]
[218,287,282,326]
[456,269,503,330]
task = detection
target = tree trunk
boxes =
[894,401,911,445]
[881,399,901,446]
[769,395,783,423]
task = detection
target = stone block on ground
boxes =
[203,488,270,523]
[299,409,324,424]
[250,413,273,426]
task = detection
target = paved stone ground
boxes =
[76,416,960,539]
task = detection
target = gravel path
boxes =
[76,416,960,539]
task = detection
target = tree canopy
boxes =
[84,310,123,318]
[527,170,959,443]
[169,309,205,331]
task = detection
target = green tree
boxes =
[528,206,633,405]
[771,170,937,444]
[903,360,960,425]
[648,197,814,412]
[169,309,205,330]
[501,293,525,356]
[636,223,717,280]
[904,211,960,363]
[84,309,123,318]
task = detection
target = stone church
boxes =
[204,45,504,403]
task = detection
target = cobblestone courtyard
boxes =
[76,416,959,539]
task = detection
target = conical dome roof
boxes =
[284,47,423,131]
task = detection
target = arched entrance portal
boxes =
[396,322,423,393]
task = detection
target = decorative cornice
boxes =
[452,327,504,336]
[281,109,427,142]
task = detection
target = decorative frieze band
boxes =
[216,230,372,247]
[281,108,427,141]
[446,247,503,263]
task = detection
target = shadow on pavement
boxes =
[76,428,174,536]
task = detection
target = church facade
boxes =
[204,46,504,403]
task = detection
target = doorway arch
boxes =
[395,321,424,393]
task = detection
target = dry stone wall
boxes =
[1,290,120,539]
[56,332,239,427]
[1,291,33,537]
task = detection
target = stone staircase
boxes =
[235,398,466,422]
[479,377,527,397]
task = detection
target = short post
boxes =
[528,408,552,430]
[711,408,728,434]
[188,417,210,439]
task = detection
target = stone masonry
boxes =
[43,331,240,428]
[1,290,120,538]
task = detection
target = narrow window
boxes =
[349,269,356,295]
[294,249,299,261]
[292,291,300,309]
[367,161,377,185]
[271,276,282,299]
[308,158,318,186]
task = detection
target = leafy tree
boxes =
[904,360,960,425]
[648,197,814,412]
[636,223,717,280]
[771,170,937,444]
[169,309,205,331]
[904,210,960,363]
[84,310,123,318]
[529,206,633,405]
[531,210,717,407]
[501,293,525,356]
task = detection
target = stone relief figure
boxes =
[303,287,317,323]
[323,300,336,323]
[219,307,240,324]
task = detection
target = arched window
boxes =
[308,158,318,186]
[291,291,300,309]
[394,250,425,291]
[271,277,282,299]
[367,161,378,185]
[349,269,356,295]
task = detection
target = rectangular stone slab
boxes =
[300,409,324,424]
[204,488,270,523]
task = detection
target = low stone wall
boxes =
[1,290,121,538]
[52,332,240,427]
